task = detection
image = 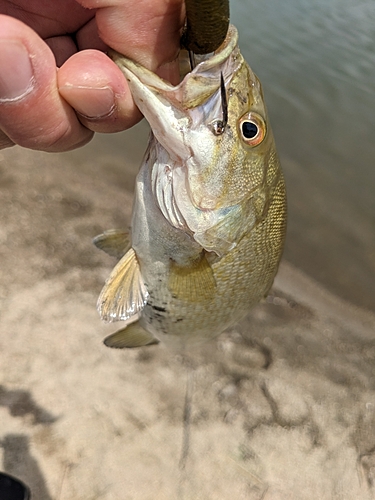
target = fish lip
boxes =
[110,25,239,107]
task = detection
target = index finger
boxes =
[77,0,185,80]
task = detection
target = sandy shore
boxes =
[1,142,375,499]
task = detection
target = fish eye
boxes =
[239,112,266,146]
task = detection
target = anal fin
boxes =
[97,247,148,322]
[104,321,159,348]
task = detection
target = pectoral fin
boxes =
[93,229,130,260]
[97,247,148,322]
[168,253,216,302]
[104,321,159,348]
[195,205,250,256]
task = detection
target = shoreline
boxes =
[0,142,374,499]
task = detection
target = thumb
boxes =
[0,15,93,151]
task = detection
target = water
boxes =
[230,0,375,311]
[79,0,375,312]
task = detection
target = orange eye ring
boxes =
[239,112,266,146]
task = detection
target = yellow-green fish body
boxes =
[96,26,287,349]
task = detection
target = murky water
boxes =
[231,0,375,311]
[70,0,375,312]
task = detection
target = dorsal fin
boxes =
[104,321,159,348]
[97,247,148,322]
[93,229,130,260]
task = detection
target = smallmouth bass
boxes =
[95,25,287,349]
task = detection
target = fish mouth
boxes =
[111,25,240,165]
[113,25,239,107]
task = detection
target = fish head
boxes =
[112,26,281,253]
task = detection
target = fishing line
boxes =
[188,50,196,71]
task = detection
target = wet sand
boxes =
[1,140,375,499]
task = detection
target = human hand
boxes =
[0,0,185,151]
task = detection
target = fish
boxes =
[94,25,287,349]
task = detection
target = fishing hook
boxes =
[212,72,228,135]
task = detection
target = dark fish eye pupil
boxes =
[242,121,258,139]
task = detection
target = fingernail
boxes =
[59,86,116,119]
[0,40,34,102]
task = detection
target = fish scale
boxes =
[95,25,287,349]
